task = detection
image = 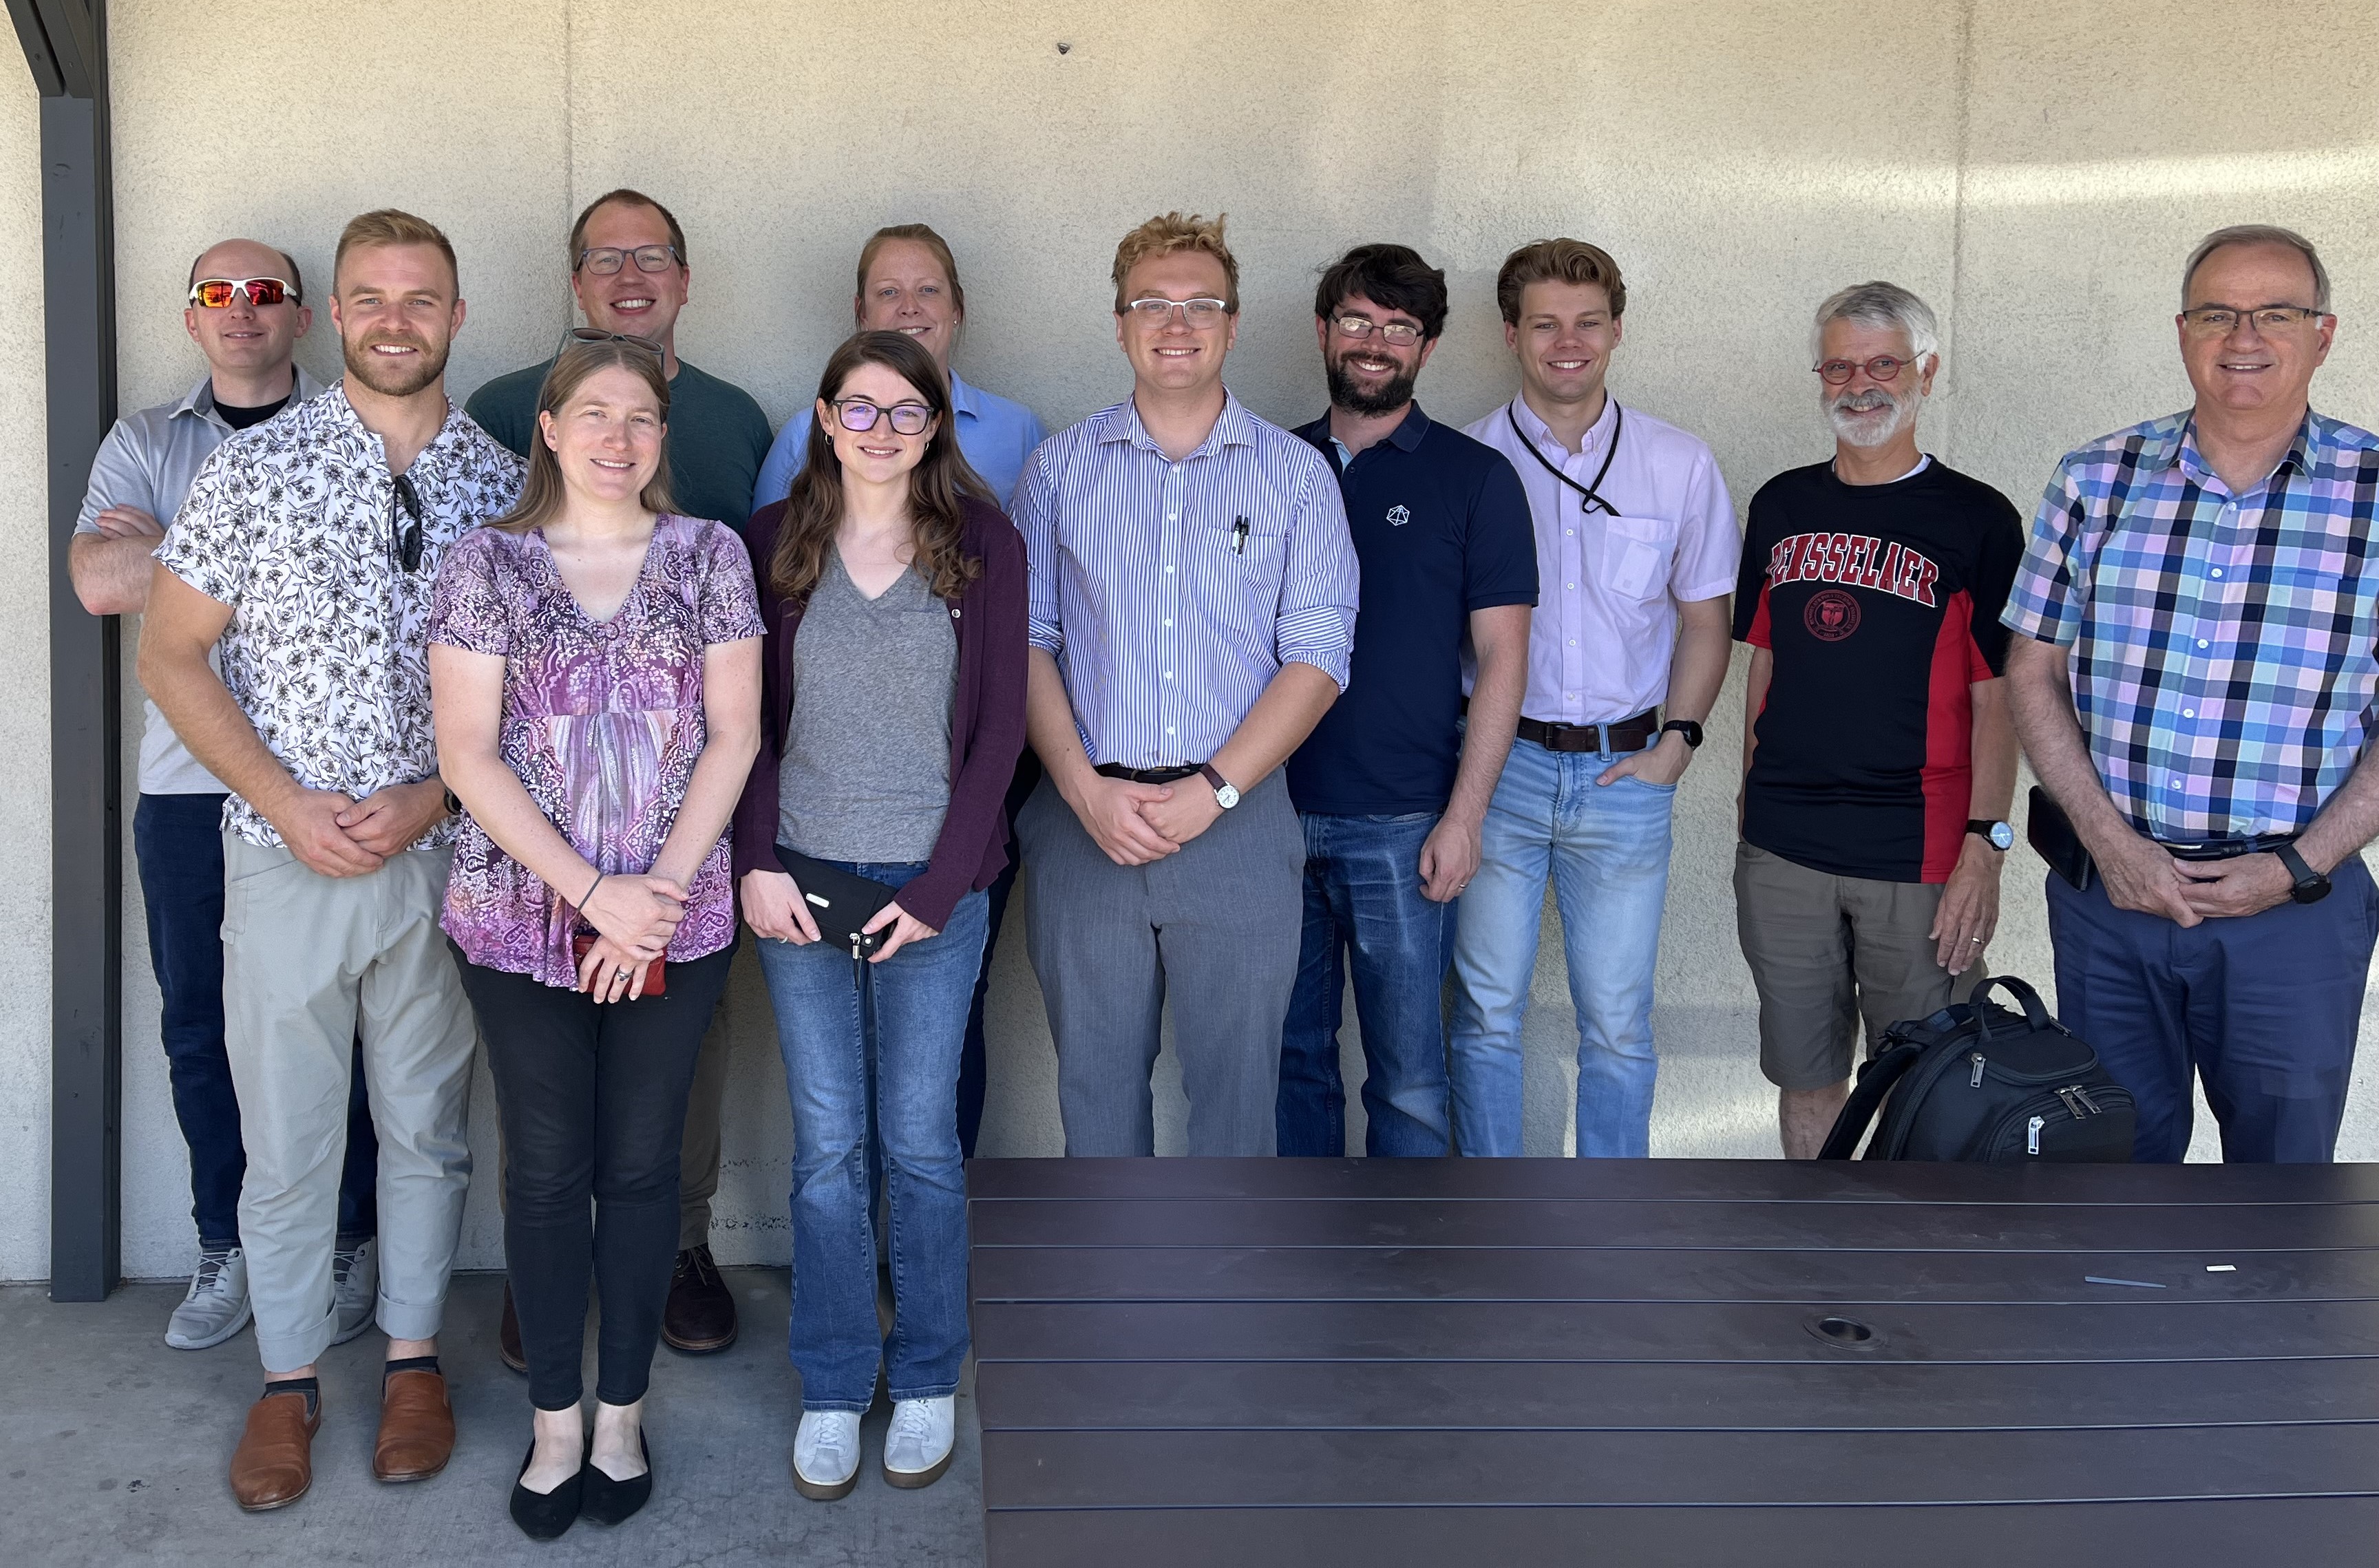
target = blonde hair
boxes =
[334,208,458,293]
[856,223,966,319]
[490,340,677,534]
[1496,237,1626,324]
[1111,211,1238,314]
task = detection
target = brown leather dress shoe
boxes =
[499,1282,527,1375]
[662,1245,737,1353]
[374,1368,456,1482]
[230,1388,319,1512]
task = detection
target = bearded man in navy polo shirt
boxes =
[1277,244,1538,1156]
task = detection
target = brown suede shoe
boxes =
[662,1245,737,1354]
[230,1388,320,1512]
[499,1283,527,1375]
[373,1368,456,1483]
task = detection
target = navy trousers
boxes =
[135,792,379,1249]
[2043,858,2378,1163]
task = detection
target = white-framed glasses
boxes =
[1125,296,1231,326]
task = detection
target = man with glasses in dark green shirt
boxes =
[468,187,772,536]
[465,187,772,1369]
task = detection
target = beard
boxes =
[1824,385,1918,449]
[1326,352,1417,418]
[343,330,450,399]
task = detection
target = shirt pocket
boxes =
[1205,513,1289,596]
[1597,513,1679,600]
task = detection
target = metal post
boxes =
[11,0,120,1302]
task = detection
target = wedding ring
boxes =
[615,967,633,981]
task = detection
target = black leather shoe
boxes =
[581,1430,653,1528]
[508,1440,585,1542]
[662,1246,737,1353]
[499,1282,527,1375]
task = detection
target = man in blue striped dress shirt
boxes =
[1013,212,1361,1156]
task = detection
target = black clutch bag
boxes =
[773,845,902,957]
[2025,785,2095,893]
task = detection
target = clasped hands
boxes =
[264,779,452,879]
[577,871,688,1001]
[2093,829,2297,926]
[1074,774,1224,866]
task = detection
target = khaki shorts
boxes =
[1733,841,1982,1091]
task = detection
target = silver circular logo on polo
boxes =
[1386,505,1411,527]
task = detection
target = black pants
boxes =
[456,943,734,1410]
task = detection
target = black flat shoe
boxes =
[581,1430,653,1527]
[508,1439,586,1541]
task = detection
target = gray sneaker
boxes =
[165,1247,251,1350]
[332,1237,379,1346]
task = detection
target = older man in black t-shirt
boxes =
[1733,282,2024,1158]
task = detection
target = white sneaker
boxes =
[165,1247,251,1350]
[331,1238,378,1346]
[792,1408,862,1501]
[881,1395,955,1489]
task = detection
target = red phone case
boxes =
[571,932,666,995]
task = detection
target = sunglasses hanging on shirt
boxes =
[390,473,424,573]
[1509,401,1625,516]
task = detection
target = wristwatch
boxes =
[1660,719,1704,749]
[1198,762,1240,810]
[2274,843,2332,904]
[442,785,463,817]
[1967,818,2014,851]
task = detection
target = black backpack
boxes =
[1817,975,2136,1163]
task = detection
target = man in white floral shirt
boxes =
[144,209,525,1513]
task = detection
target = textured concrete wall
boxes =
[4,0,2376,1279]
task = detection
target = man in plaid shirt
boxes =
[2005,224,2379,1163]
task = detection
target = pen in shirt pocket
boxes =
[1231,516,1249,554]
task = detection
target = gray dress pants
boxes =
[1017,771,1304,1156]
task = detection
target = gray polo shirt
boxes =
[76,368,324,794]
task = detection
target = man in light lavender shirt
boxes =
[1455,238,1740,1158]
[68,237,381,1355]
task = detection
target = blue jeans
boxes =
[1448,739,1676,1158]
[1277,812,1455,1157]
[134,792,377,1249]
[2045,861,2378,1163]
[757,862,987,1410]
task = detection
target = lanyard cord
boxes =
[1509,400,1624,516]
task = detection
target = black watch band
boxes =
[443,786,463,817]
[2274,842,2332,904]
[1966,818,2013,851]
[1660,719,1704,750]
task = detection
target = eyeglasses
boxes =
[1331,315,1424,347]
[577,244,681,276]
[1814,354,1924,385]
[390,473,424,573]
[563,326,665,356]
[189,277,295,308]
[2181,304,2327,335]
[834,398,933,436]
[1124,297,1231,326]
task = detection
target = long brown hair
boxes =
[770,329,990,602]
[491,339,678,534]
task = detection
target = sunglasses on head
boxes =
[189,277,295,309]
[390,474,424,573]
[561,326,665,357]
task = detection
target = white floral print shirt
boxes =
[156,381,526,849]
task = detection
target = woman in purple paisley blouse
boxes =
[427,338,761,1540]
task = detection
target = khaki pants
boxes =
[221,838,476,1372]
[1733,841,1982,1092]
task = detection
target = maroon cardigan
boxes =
[730,496,1028,933]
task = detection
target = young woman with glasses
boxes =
[731,328,1026,1500]
[428,337,763,1539]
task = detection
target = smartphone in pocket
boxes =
[2025,785,2095,893]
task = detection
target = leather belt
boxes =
[1515,708,1660,755]
[1095,763,1202,785]
[2156,832,2299,863]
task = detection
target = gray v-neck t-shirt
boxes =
[778,552,958,863]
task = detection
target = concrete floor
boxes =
[0,1269,984,1567]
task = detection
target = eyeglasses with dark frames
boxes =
[576,244,681,276]
[833,399,934,436]
[1813,354,1925,386]
[561,326,666,356]
[390,474,424,573]
[2181,304,2327,336]
[189,277,297,308]
[1331,314,1424,347]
